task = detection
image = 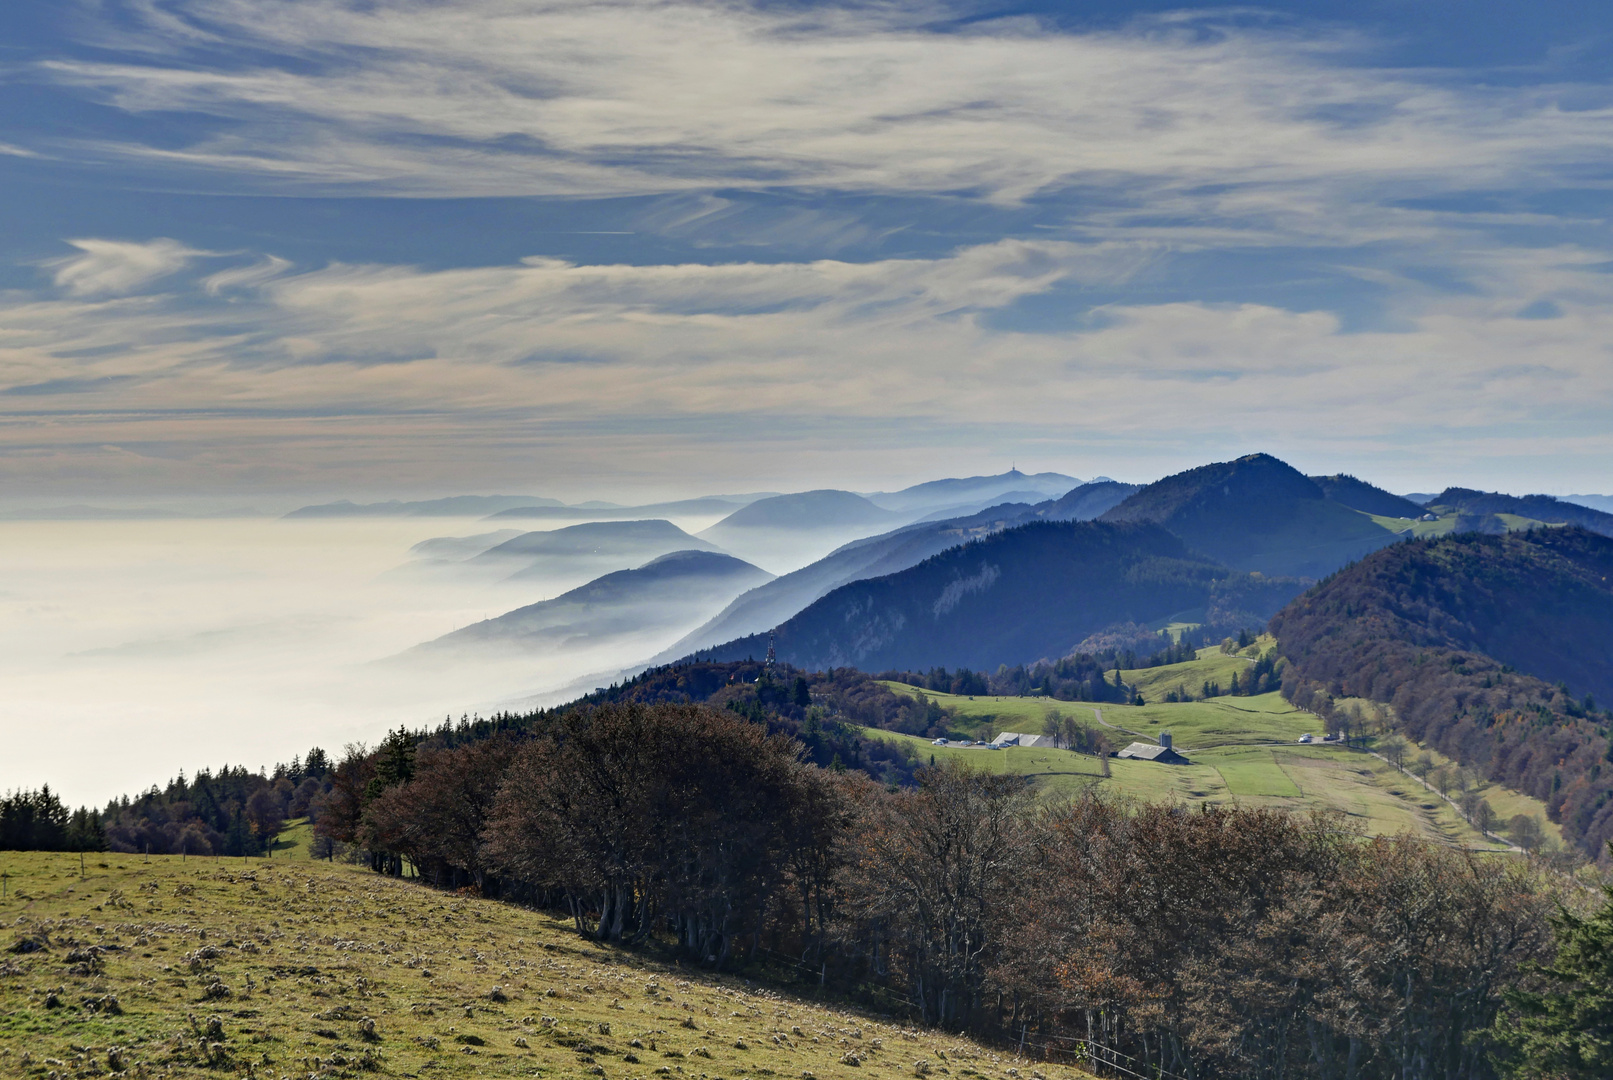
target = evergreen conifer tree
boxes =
[1493,860,1613,1077]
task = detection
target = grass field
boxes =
[865,718,1509,845]
[268,818,314,859]
[0,852,1093,1080]
[870,643,1528,847]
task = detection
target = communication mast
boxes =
[765,629,777,670]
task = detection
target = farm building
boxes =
[1114,731,1191,765]
[990,732,1060,748]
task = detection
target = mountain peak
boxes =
[1100,454,1394,578]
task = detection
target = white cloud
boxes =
[33,0,1613,215]
[50,238,209,296]
[202,255,292,295]
[3,237,1613,494]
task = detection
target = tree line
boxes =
[0,786,106,852]
[310,699,1589,1080]
[0,751,337,855]
[1273,529,1613,858]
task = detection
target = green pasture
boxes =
[859,713,1508,847]
[1215,750,1303,797]
[883,677,1315,750]
[1369,513,1452,538]
[1121,647,1264,699]
[266,816,313,858]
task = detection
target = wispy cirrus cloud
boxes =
[8,2,1613,495]
[3,236,1612,493]
[50,237,210,296]
[36,0,1613,215]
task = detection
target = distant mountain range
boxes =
[286,469,1082,522]
[400,456,1613,690]
[651,480,1140,660]
[467,519,719,583]
[688,520,1293,672]
[485,496,763,521]
[649,502,1041,662]
[418,550,772,656]
[285,495,565,518]
[671,454,1613,674]
[862,469,1081,514]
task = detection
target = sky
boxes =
[3,0,1613,500]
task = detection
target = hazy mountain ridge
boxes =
[649,500,1044,661]
[286,494,564,517]
[484,496,759,520]
[688,520,1288,672]
[406,529,525,562]
[863,469,1080,513]
[474,519,716,562]
[1033,479,1141,521]
[419,549,773,655]
[701,489,899,531]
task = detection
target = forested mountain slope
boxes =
[1425,488,1613,536]
[1309,474,1426,518]
[650,502,1040,661]
[1271,527,1613,854]
[1100,453,1397,578]
[1033,479,1140,521]
[692,520,1295,672]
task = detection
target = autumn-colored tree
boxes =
[363,736,518,891]
[486,702,811,965]
[840,761,1030,1028]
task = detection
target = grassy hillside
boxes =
[863,708,1517,848]
[0,852,1094,1080]
[871,644,1557,849]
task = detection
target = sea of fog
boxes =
[0,512,738,807]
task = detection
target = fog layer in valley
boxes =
[1,473,1091,806]
[0,511,753,807]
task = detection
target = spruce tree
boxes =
[1492,866,1613,1077]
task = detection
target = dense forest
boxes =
[310,700,1566,1080]
[696,519,1298,672]
[1099,452,1399,578]
[1273,527,1613,856]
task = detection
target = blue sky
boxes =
[3,0,1613,500]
